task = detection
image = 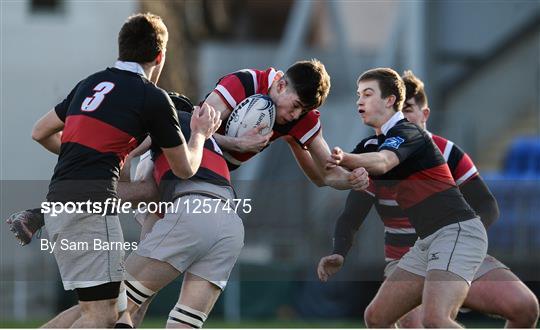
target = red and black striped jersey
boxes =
[47,62,182,203]
[354,112,476,247]
[152,111,232,202]
[355,122,480,260]
[213,68,322,165]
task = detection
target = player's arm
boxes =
[329,148,400,176]
[161,105,220,178]
[204,91,272,153]
[288,134,369,190]
[119,136,152,182]
[318,190,375,282]
[149,89,221,179]
[31,109,64,154]
[328,127,425,175]
[284,135,325,185]
[459,175,499,228]
[118,150,159,205]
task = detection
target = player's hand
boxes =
[326,147,344,169]
[237,124,272,153]
[191,103,222,139]
[317,254,344,282]
[349,167,369,191]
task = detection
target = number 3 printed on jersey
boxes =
[81,82,115,112]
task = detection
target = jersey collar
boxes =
[114,61,147,78]
[380,111,404,136]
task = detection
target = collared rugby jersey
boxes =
[213,68,321,166]
[354,112,476,242]
[47,62,182,203]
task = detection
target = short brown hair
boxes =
[284,59,331,110]
[402,70,428,108]
[118,13,168,63]
[357,68,405,111]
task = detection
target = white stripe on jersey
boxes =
[299,120,321,144]
[215,85,237,109]
[364,138,378,147]
[443,140,454,161]
[456,166,478,185]
[385,257,399,262]
[384,227,417,234]
[364,190,375,197]
[267,69,281,92]
[378,199,398,206]
[241,69,258,93]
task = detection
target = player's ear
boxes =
[423,107,431,122]
[277,78,287,93]
[155,51,164,65]
[385,95,397,109]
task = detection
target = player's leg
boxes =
[166,198,244,328]
[382,259,424,328]
[166,272,222,329]
[71,283,121,328]
[44,212,125,328]
[463,260,539,328]
[116,253,181,327]
[119,212,161,328]
[40,305,80,328]
[364,267,424,327]
[422,270,469,328]
[421,218,487,328]
[397,306,423,328]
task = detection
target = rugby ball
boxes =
[225,94,275,137]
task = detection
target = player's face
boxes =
[272,80,306,125]
[356,80,389,129]
[403,98,428,129]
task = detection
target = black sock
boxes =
[114,322,133,328]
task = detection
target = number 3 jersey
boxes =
[47,61,182,203]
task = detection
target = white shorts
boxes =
[396,218,488,284]
[136,194,244,290]
[44,212,125,290]
[385,254,508,281]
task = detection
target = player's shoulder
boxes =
[353,135,378,154]
[144,84,172,104]
[388,119,428,141]
[431,133,466,155]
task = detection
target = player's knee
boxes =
[511,293,539,327]
[167,303,207,328]
[364,303,388,328]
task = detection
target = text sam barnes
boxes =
[40,238,137,253]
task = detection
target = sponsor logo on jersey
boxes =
[381,136,405,149]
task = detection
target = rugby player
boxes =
[324,68,487,328]
[7,61,369,246]
[112,93,243,328]
[318,70,539,327]
[204,60,368,189]
[28,13,220,328]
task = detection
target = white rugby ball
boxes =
[225,94,275,137]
